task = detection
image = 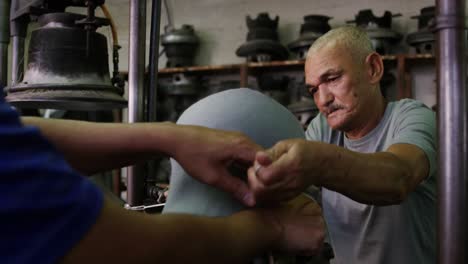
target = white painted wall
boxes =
[100,0,437,106]
[103,0,434,68]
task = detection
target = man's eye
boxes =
[328,76,340,82]
[308,87,317,95]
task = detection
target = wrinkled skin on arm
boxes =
[248,139,429,206]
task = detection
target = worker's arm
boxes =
[248,139,429,205]
[20,117,260,175]
[20,117,175,174]
[61,195,325,264]
[21,117,262,205]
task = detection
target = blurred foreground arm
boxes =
[62,195,325,263]
[21,117,261,205]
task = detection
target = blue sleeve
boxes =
[0,100,104,264]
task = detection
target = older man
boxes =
[249,26,436,264]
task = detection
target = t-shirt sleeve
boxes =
[390,100,437,181]
[305,114,325,141]
[0,101,104,264]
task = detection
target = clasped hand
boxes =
[247,139,323,205]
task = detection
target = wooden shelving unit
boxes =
[394,54,435,99]
[158,63,242,75]
[121,53,435,100]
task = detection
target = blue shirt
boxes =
[0,97,104,263]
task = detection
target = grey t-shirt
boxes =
[305,99,437,264]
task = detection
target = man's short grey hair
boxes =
[307,26,374,64]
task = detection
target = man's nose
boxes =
[315,86,333,108]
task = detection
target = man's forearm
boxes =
[152,211,278,262]
[21,117,178,175]
[63,199,279,264]
[313,142,413,205]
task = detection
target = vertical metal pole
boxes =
[11,36,24,84]
[127,0,146,206]
[145,0,162,180]
[147,0,161,122]
[435,0,467,263]
[10,0,26,86]
[0,0,9,92]
[0,44,7,90]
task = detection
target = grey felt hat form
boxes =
[163,88,305,216]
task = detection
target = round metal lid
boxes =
[161,25,199,45]
[5,83,127,110]
[406,30,434,45]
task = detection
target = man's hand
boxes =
[257,194,325,255]
[247,139,323,204]
[170,124,263,207]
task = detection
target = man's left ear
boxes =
[365,52,384,85]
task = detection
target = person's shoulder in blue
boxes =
[0,97,103,264]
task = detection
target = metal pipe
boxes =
[126,0,147,206]
[435,0,467,263]
[162,0,173,30]
[144,0,162,181]
[11,36,24,84]
[0,0,9,92]
[147,0,161,122]
[9,0,26,86]
[0,44,7,92]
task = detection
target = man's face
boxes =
[305,45,371,131]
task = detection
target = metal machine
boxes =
[236,12,289,62]
[4,0,126,110]
[288,15,332,59]
[406,6,436,54]
[347,9,402,54]
[161,24,199,67]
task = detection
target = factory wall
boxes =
[5,0,442,108]
[104,0,434,67]
[101,0,437,107]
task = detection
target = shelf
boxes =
[404,53,435,60]
[158,63,242,75]
[121,60,306,77]
[120,54,434,78]
[382,55,397,60]
[120,54,435,99]
[248,59,304,67]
